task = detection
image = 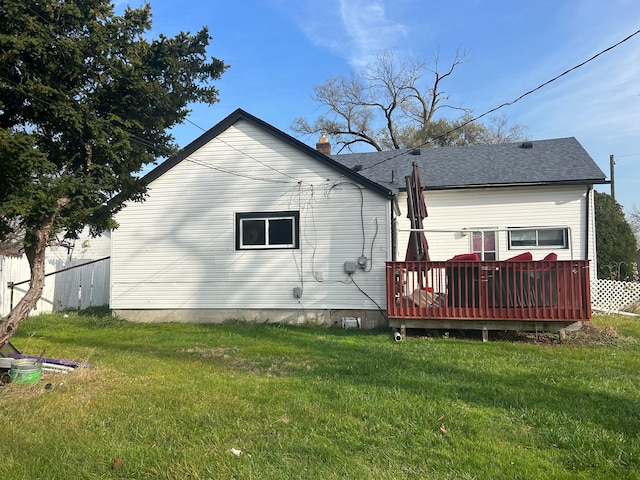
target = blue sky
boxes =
[123,0,639,212]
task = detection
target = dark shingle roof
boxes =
[331,137,608,194]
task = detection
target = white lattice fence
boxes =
[592,279,640,312]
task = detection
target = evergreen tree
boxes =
[594,191,637,280]
[0,0,227,346]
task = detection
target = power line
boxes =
[0,81,301,185]
[4,18,638,185]
[466,29,640,123]
[211,136,301,181]
[185,118,207,132]
[360,27,640,172]
[180,115,303,182]
[0,74,55,108]
[185,158,294,184]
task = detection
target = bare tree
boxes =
[292,49,470,152]
[292,49,526,152]
[482,114,528,144]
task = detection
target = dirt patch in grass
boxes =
[494,323,637,347]
[181,347,313,376]
[410,323,637,347]
[623,303,640,314]
[564,323,638,346]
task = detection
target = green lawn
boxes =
[1,311,639,479]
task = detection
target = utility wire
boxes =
[0,74,55,108]
[1,6,300,185]
[4,22,638,183]
[185,118,206,131]
[360,28,640,172]
[185,158,293,183]
[179,115,303,181]
[0,80,301,184]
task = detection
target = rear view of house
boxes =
[334,138,607,268]
[110,109,607,333]
[110,109,393,328]
[333,137,608,333]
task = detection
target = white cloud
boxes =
[275,0,410,69]
[336,0,409,67]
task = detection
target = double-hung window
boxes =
[508,227,568,249]
[471,230,497,260]
[236,211,299,250]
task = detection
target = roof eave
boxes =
[421,179,610,191]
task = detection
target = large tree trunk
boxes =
[0,215,57,349]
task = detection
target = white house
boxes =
[109,109,607,328]
[110,109,393,328]
[334,138,608,274]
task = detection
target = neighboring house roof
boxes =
[141,108,393,199]
[332,137,608,194]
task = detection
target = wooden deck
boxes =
[386,260,591,332]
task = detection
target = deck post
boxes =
[482,326,489,343]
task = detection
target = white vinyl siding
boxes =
[396,185,593,265]
[111,120,391,311]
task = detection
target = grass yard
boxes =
[1,310,639,479]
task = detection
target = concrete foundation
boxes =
[112,308,389,329]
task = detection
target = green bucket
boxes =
[9,359,43,384]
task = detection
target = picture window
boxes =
[508,228,568,249]
[236,211,299,250]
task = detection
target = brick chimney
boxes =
[316,133,331,155]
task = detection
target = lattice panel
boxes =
[592,279,640,312]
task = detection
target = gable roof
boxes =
[141,108,393,198]
[331,137,608,194]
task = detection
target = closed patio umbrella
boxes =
[405,161,430,262]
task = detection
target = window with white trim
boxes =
[236,211,299,250]
[472,230,496,260]
[508,228,568,249]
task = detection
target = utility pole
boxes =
[610,154,615,200]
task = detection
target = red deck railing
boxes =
[386,260,591,322]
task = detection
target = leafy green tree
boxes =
[408,113,527,148]
[291,49,526,152]
[0,0,227,347]
[594,191,637,280]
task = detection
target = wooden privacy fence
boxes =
[0,256,110,317]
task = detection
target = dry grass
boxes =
[623,302,640,314]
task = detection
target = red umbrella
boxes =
[405,161,430,262]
